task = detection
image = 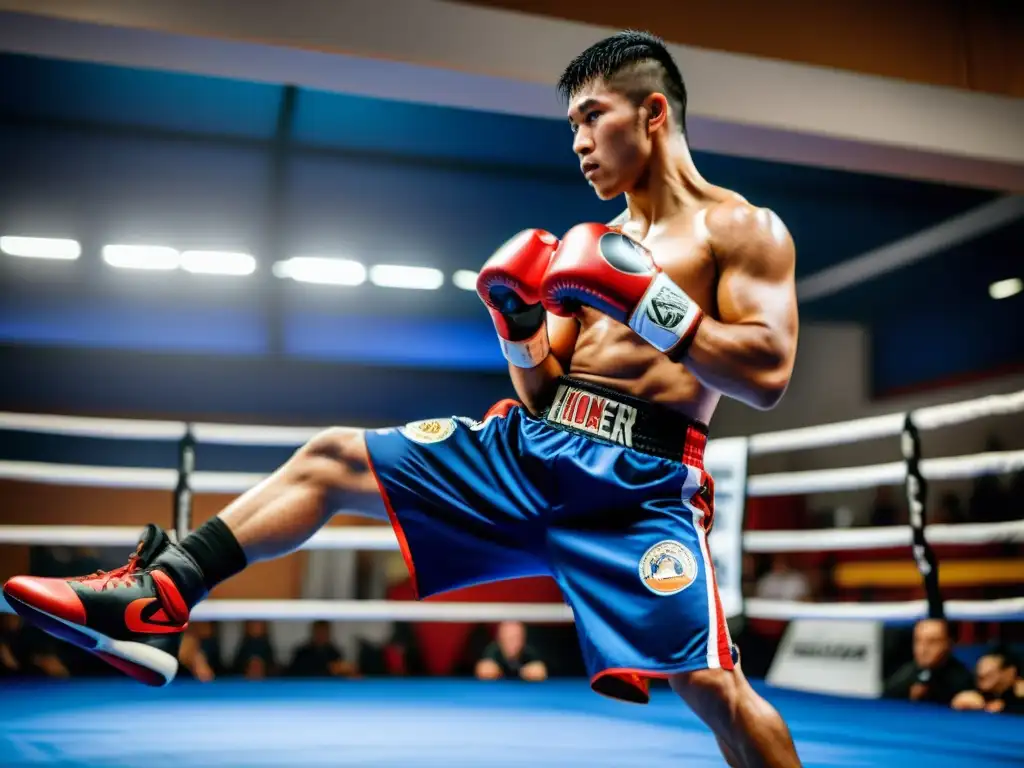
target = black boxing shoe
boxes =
[2,524,206,686]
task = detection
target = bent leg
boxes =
[669,666,801,768]
[218,427,381,562]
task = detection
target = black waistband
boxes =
[542,377,709,463]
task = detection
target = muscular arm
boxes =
[509,313,579,415]
[682,205,798,411]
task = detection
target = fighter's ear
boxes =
[643,93,670,134]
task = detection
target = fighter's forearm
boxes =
[682,317,792,411]
[509,354,566,416]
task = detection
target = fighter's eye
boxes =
[585,111,600,123]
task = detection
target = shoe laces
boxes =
[78,545,144,591]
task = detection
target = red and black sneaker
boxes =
[2,524,196,686]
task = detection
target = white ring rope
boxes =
[746,389,1024,455]
[3,449,1021,497]
[0,461,266,493]
[2,520,1022,552]
[1,593,1018,623]
[745,519,1024,552]
[747,450,1024,496]
[744,597,1024,622]
[190,600,575,623]
[0,412,187,441]
[2,388,1022,451]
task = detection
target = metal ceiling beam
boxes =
[797,195,1024,303]
[0,3,1022,191]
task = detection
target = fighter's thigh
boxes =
[284,426,379,496]
[549,509,724,673]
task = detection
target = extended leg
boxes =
[216,427,381,562]
[1,426,387,685]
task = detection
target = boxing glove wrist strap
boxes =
[500,323,550,369]
[629,272,704,356]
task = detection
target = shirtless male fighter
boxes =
[4,31,801,767]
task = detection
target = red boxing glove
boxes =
[476,229,559,368]
[541,223,704,357]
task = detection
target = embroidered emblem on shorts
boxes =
[638,540,698,596]
[399,418,456,444]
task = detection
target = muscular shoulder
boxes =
[704,198,794,276]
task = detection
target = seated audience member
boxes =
[952,647,1024,715]
[755,554,811,602]
[475,621,547,682]
[883,619,973,705]
[1,614,70,679]
[178,629,216,682]
[1,614,28,677]
[233,620,278,679]
[289,621,357,678]
[870,487,901,527]
[189,622,225,677]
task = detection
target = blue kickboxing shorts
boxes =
[363,376,735,703]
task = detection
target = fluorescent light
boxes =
[103,244,180,271]
[370,264,444,290]
[989,277,1022,300]
[452,269,479,291]
[1,236,80,260]
[180,250,256,276]
[274,257,367,286]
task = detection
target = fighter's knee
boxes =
[290,427,368,484]
[671,667,740,706]
[299,427,366,462]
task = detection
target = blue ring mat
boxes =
[1,678,1021,767]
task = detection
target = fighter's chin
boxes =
[588,179,623,201]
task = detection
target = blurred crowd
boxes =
[1,614,551,685]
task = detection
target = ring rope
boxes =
[3,449,1021,497]
[746,389,1024,455]
[1,388,1021,450]
[2,593,1017,623]
[2,520,1021,552]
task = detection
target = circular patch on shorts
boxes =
[399,418,456,444]
[638,540,698,596]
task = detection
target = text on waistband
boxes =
[547,384,637,448]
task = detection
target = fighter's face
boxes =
[568,82,649,200]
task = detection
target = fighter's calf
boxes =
[670,667,801,768]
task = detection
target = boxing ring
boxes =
[1,391,1023,767]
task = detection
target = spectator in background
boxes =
[178,630,216,682]
[870,486,901,528]
[952,647,1024,715]
[475,621,547,682]
[289,621,357,678]
[192,622,225,677]
[970,436,1007,522]
[0,614,70,679]
[932,492,965,525]
[233,620,277,679]
[883,619,973,705]
[755,554,811,602]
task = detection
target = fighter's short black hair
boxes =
[557,30,688,136]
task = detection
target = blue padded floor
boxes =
[1,679,1021,767]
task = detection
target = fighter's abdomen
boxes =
[567,309,720,425]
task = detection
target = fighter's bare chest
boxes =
[631,231,718,314]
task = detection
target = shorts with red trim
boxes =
[362,376,735,703]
